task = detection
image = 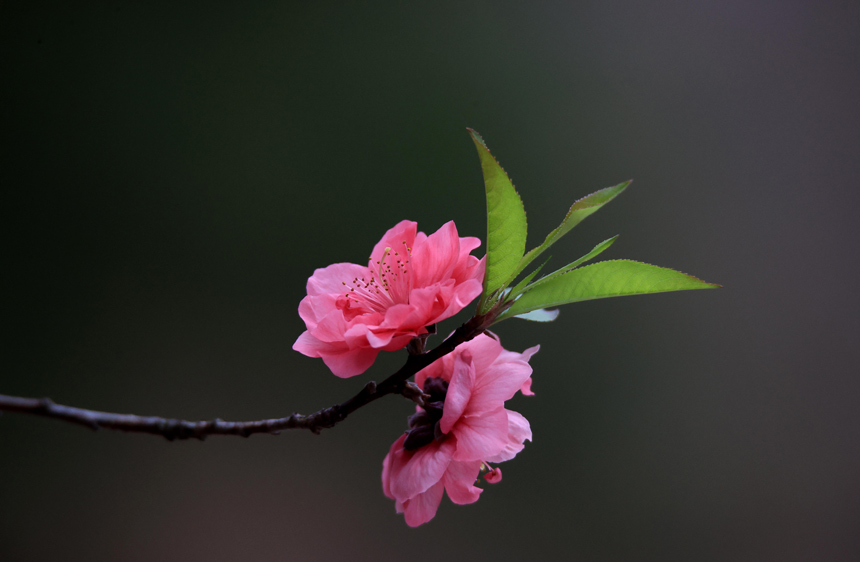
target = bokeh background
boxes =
[3,2,859,560]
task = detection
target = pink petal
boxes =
[297,294,334,327]
[520,344,540,362]
[459,334,504,373]
[491,344,539,378]
[388,438,455,501]
[468,354,534,415]
[519,377,535,396]
[306,263,369,296]
[440,351,475,434]
[455,236,482,261]
[450,239,484,291]
[293,331,331,358]
[442,460,483,505]
[309,310,350,343]
[452,408,510,462]
[438,278,483,321]
[342,322,374,347]
[494,344,540,369]
[381,334,414,352]
[364,326,396,348]
[411,221,460,288]
[381,435,406,500]
[404,285,450,328]
[320,347,379,378]
[484,410,532,463]
[376,302,425,335]
[402,481,445,527]
[369,220,418,267]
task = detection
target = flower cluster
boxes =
[294,220,536,526]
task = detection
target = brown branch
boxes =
[0,310,498,441]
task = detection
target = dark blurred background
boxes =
[2,1,859,560]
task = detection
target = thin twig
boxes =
[0,310,498,440]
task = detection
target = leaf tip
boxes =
[466,127,488,149]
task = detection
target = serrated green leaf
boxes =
[525,235,618,292]
[507,255,552,300]
[500,259,720,320]
[511,181,630,282]
[468,129,528,312]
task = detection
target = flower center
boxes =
[338,241,413,317]
[402,377,448,451]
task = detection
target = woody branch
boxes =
[0,309,501,441]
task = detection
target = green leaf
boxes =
[525,235,618,292]
[468,129,528,312]
[512,181,630,282]
[500,259,720,320]
[507,255,552,300]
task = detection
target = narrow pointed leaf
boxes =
[514,181,630,278]
[513,308,560,322]
[500,259,720,320]
[468,129,528,311]
[526,235,618,291]
[508,255,552,300]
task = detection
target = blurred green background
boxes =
[3,1,859,560]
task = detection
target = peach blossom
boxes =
[293,220,484,377]
[382,335,538,526]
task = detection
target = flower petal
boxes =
[468,359,534,416]
[521,344,540,362]
[389,438,455,501]
[292,330,336,358]
[319,347,379,378]
[306,263,369,296]
[381,434,406,500]
[369,220,418,267]
[519,377,535,396]
[411,221,461,288]
[310,310,350,343]
[375,302,425,336]
[459,334,504,373]
[297,294,334,327]
[443,460,483,505]
[404,285,450,328]
[402,481,445,527]
[452,408,509,461]
[440,351,475,434]
[484,410,532,463]
[518,345,540,396]
[438,278,483,321]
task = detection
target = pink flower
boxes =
[293,220,485,378]
[381,335,539,527]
